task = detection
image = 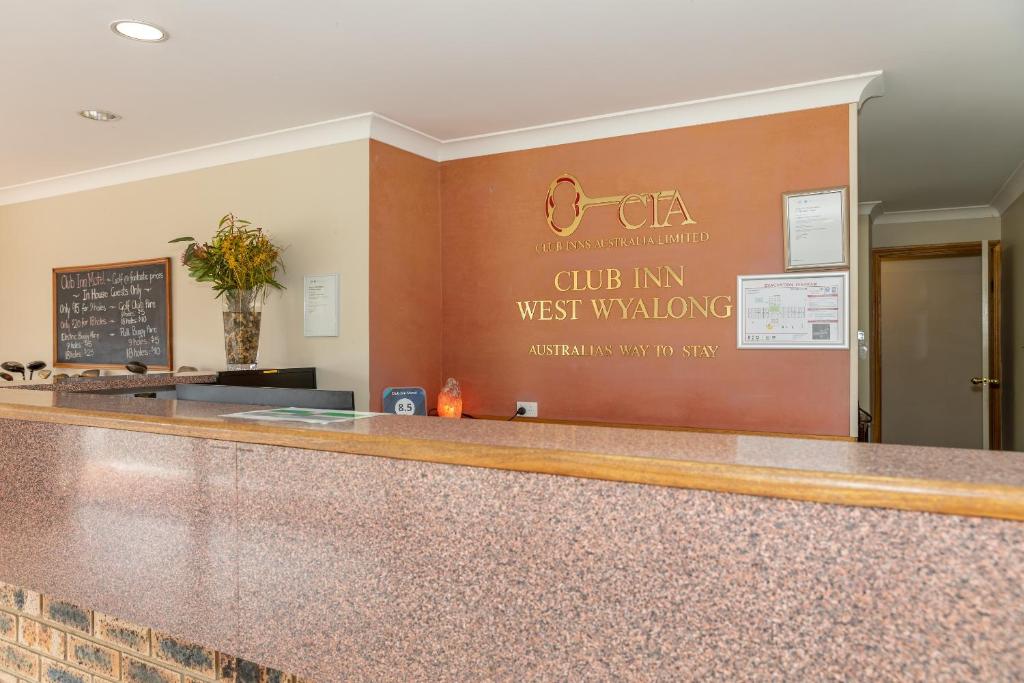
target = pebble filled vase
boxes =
[222,289,262,370]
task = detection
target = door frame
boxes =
[989,240,1003,449]
[870,240,1002,447]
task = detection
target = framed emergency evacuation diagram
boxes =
[782,186,849,271]
[737,272,849,349]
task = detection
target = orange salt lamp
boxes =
[437,377,463,418]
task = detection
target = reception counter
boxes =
[1,391,1022,680]
[0,370,217,393]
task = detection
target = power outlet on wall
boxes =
[516,401,538,418]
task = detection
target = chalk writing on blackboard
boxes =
[53,258,173,369]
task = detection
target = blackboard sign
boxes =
[53,258,173,370]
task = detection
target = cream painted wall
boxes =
[872,216,1001,248]
[0,141,371,408]
[1002,194,1024,450]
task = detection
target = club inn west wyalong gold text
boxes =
[515,265,732,359]
[516,265,733,322]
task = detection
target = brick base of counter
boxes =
[0,583,306,683]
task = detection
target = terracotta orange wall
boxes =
[439,106,851,435]
[369,140,443,411]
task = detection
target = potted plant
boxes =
[171,214,285,370]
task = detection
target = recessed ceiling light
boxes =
[78,110,122,122]
[110,20,168,42]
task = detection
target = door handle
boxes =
[970,377,1001,387]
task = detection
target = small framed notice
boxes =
[303,274,339,337]
[783,187,848,271]
[737,272,849,349]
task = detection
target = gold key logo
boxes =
[545,173,696,238]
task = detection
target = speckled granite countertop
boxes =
[1,404,1023,680]
[0,371,217,392]
[0,390,1022,520]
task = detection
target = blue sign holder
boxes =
[382,387,427,416]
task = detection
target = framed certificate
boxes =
[782,187,848,271]
[737,272,849,349]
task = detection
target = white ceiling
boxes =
[1,0,1022,211]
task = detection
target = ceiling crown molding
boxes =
[369,114,443,161]
[992,157,1024,214]
[439,71,883,161]
[873,205,1000,225]
[0,113,376,206]
[858,201,883,219]
[0,71,883,206]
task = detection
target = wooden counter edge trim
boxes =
[1,403,1022,522]
[475,414,856,441]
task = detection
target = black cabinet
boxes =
[216,367,316,389]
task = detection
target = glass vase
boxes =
[222,289,262,370]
